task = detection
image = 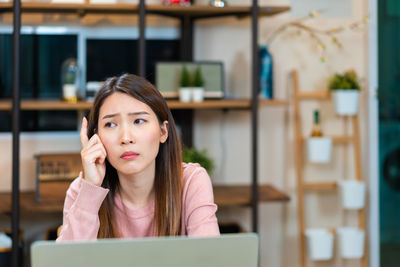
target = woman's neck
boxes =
[117,165,156,211]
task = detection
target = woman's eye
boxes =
[105,122,116,128]
[134,119,146,124]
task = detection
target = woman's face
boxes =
[97,92,168,177]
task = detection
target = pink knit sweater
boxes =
[57,163,220,241]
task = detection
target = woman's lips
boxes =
[120,151,139,160]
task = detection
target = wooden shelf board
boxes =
[302,182,338,191]
[0,98,289,111]
[259,6,290,16]
[148,5,290,18]
[0,184,289,213]
[332,135,354,143]
[301,135,354,144]
[213,184,290,207]
[0,191,63,213]
[302,227,336,235]
[0,2,139,14]
[167,99,250,109]
[259,98,289,107]
[0,3,289,17]
[0,100,93,111]
[297,91,330,100]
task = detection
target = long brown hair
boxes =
[87,74,183,238]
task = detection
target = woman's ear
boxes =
[160,121,169,143]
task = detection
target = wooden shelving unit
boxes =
[5,3,291,263]
[302,182,338,191]
[0,184,289,213]
[292,70,367,267]
[297,90,330,100]
[0,98,288,111]
[0,2,289,17]
[300,135,354,144]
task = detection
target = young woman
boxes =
[57,74,219,240]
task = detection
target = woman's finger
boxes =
[84,143,107,159]
[83,147,107,164]
[80,117,89,147]
[86,134,103,149]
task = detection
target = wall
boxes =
[0,0,370,266]
[193,0,370,266]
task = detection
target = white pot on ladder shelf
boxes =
[328,70,361,116]
[305,228,334,261]
[306,110,332,163]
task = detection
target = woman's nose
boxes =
[121,137,133,145]
[120,124,135,145]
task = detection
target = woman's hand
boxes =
[80,117,107,187]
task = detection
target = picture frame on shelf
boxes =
[156,61,225,99]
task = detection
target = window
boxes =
[0,32,180,132]
[0,34,78,132]
[86,39,180,84]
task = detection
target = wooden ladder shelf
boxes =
[292,70,368,267]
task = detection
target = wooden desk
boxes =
[0,184,289,213]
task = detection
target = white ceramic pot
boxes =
[332,90,360,116]
[339,180,366,210]
[62,84,77,103]
[337,227,365,259]
[192,87,204,102]
[305,228,334,261]
[179,87,192,103]
[307,137,333,163]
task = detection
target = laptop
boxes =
[31,233,258,267]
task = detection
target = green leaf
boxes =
[182,146,214,174]
[193,66,204,87]
[328,69,361,90]
[180,66,191,87]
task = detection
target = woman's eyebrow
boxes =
[128,111,150,116]
[102,113,120,120]
[102,111,150,120]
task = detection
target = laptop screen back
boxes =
[31,233,258,267]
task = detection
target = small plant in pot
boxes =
[307,109,332,164]
[182,146,214,174]
[179,65,192,102]
[192,66,205,102]
[328,69,361,116]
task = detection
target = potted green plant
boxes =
[61,58,79,103]
[179,66,192,102]
[182,146,214,174]
[328,69,361,115]
[192,66,204,102]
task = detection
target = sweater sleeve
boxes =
[182,164,220,237]
[56,174,109,242]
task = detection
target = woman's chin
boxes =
[116,167,141,177]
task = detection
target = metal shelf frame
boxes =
[8,2,290,266]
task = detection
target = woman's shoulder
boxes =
[182,162,207,177]
[181,162,211,189]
